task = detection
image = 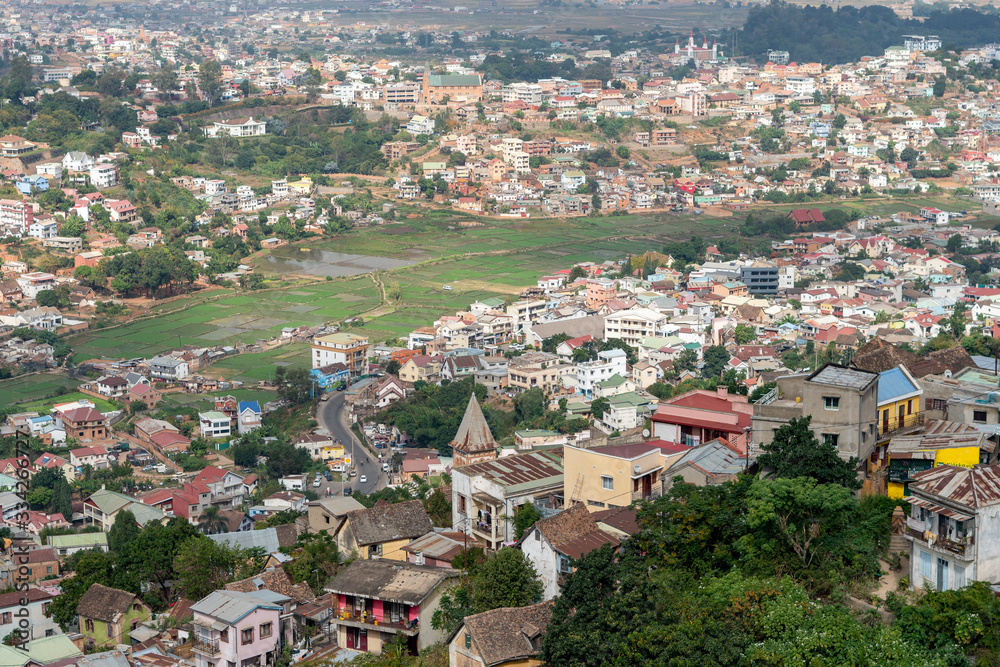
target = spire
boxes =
[451,393,497,456]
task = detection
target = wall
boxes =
[521,527,559,600]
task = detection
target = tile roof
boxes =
[225,567,316,603]
[531,504,619,559]
[450,395,497,455]
[77,583,141,623]
[808,363,878,390]
[344,499,433,546]
[461,601,554,667]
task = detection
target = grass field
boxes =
[0,375,83,409]
[55,198,983,376]
[15,391,116,415]
[162,388,280,411]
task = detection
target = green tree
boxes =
[511,502,541,541]
[757,416,861,490]
[424,488,452,527]
[701,345,730,379]
[949,302,968,339]
[590,397,610,420]
[108,510,140,553]
[197,506,229,534]
[198,60,223,107]
[285,532,341,593]
[734,324,757,345]
[174,537,266,600]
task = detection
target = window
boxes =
[85,619,94,633]
[823,396,840,410]
[974,410,988,424]
[587,500,606,508]
[241,628,254,645]
[107,623,114,638]
[559,555,572,573]
[324,516,330,524]
[221,629,229,643]
[954,565,966,589]
[465,633,472,649]
[823,433,839,448]
[260,623,272,638]
[458,495,467,515]
[601,476,614,490]
[0,612,10,624]
[927,398,947,411]
[907,400,913,415]
[46,566,52,574]
[921,551,932,580]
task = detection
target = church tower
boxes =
[451,394,497,468]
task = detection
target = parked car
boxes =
[344,487,353,496]
[324,471,333,481]
[313,477,322,487]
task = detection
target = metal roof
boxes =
[808,363,878,390]
[909,464,1000,508]
[455,451,563,490]
[191,590,281,624]
[209,527,281,553]
[877,367,920,404]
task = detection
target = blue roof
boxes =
[238,400,261,413]
[878,367,919,404]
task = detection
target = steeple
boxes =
[451,393,498,467]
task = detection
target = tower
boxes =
[451,393,498,468]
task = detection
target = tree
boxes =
[590,397,610,420]
[61,214,85,237]
[198,60,223,107]
[35,290,61,308]
[108,510,140,553]
[949,302,968,339]
[734,324,757,345]
[285,532,342,593]
[433,547,544,635]
[933,76,946,97]
[424,488,452,527]
[756,416,861,490]
[174,537,266,600]
[197,506,229,534]
[701,345,730,379]
[512,502,541,541]
[48,549,121,630]
[744,477,856,568]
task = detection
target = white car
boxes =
[359,475,368,484]
[313,477,322,487]
[442,285,453,291]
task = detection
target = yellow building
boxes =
[885,432,985,499]
[877,365,923,437]
[449,601,553,667]
[334,499,433,560]
[563,442,685,510]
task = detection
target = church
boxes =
[450,393,497,468]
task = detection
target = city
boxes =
[4,0,1000,664]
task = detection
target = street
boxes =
[316,392,383,496]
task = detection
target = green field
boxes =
[0,375,83,409]
[15,391,116,415]
[162,388,281,411]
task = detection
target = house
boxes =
[61,408,108,441]
[876,365,923,437]
[519,505,620,600]
[789,208,826,226]
[306,496,365,535]
[651,387,753,448]
[752,364,879,466]
[904,464,1000,592]
[69,445,113,473]
[311,333,369,379]
[0,589,57,641]
[400,531,470,568]
[128,382,161,407]
[452,451,564,551]
[94,376,128,399]
[203,117,267,138]
[237,401,262,434]
[83,488,168,531]
[17,548,60,582]
[398,356,441,384]
[190,590,282,667]
[48,532,109,557]
[448,601,554,667]
[148,356,189,381]
[663,439,748,489]
[200,411,232,439]
[325,559,459,655]
[77,583,152,649]
[334,500,433,560]
[562,442,678,510]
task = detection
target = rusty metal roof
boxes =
[909,464,1000,509]
[903,496,973,521]
[455,450,563,491]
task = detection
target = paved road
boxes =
[316,392,382,495]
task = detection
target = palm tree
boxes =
[197,506,229,535]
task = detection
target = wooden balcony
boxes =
[905,527,974,559]
[334,610,418,637]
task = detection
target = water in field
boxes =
[263,248,415,277]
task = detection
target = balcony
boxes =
[878,412,924,437]
[905,527,974,559]
[191,637,221,656]
[335,609,418,637]
[631,488,662,503]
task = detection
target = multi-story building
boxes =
[753,364,879,465]
[571,349,627,399]
[149,355,190,381]
[326,559,459,655]
[739,264,780,295]
[0,199,34,236]
[586,279,617,310]
[905,464,1000,592]
[204,117,267,138]
[563,442,674,511]
[312,333,369,379]
[77,583,152,649]
[0,589,57,640]
[190,590,282,667]
[384,82,421,105]
[61,408,107,441]
[603,308,669,347]
[452,450,564,551]
[507,352,568,395]
[651,387,753,448]
[199,411,232,439]
[422,71,483,104]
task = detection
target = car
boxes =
[344,487,354,496]
[324,471,333,481]
[382,463,389,472]
[142,465,156,471]
[359,475,367,484]
[442,285,453,291]
[313,477,322,487]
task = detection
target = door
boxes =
[937,558,949,591]
[642,475,652,498]
[358,629,368,651]
[882,410,889,433]
[899,405,906,429]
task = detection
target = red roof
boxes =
[62,407,105,423]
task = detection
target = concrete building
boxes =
[312,333,369,379]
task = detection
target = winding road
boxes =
[316,392,383,496]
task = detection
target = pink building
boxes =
[191,590,282,667]
[325,560,458,655]
[650,386,753,450]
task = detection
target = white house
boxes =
[199,411,231,439]
[0,589,58,640]
[203,117,267,138]
[62,152,95,172]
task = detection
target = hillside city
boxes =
[6,0,1000,664]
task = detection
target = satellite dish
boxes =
[642,429,650,438]
[634,464,641,473]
